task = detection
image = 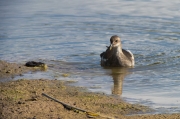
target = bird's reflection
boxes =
[109,67,130,96]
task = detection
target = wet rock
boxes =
[25,61,48,70]
[62,73,69,77]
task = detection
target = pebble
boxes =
[6,70,11,73]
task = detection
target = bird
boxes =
[100,35,134,67]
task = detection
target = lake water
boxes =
[0,0,180,114]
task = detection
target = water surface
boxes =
[0,0,180,114]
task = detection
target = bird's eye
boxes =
[115,40,118,42]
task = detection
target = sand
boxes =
[0,60,180,119]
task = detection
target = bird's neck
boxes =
[113,46,123,54]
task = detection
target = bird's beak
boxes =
[109,44,112,50]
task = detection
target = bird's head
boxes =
[109,35,122,50]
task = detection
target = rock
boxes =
[6,70,11,73]
[25,61,48,70]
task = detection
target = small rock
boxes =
[6,70,11,73]
[62,73,69,77]
[18,101,25,104]
[32,116,36,119]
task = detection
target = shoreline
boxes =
[0,60,180,119]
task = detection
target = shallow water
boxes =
[1,0,180,114]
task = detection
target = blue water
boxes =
[1,0,180,114]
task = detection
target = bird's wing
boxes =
[122,49,134,60]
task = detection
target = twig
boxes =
[42,93,100,118]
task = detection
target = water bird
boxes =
[100,35,134,67]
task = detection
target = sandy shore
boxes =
[0,60,180,119]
